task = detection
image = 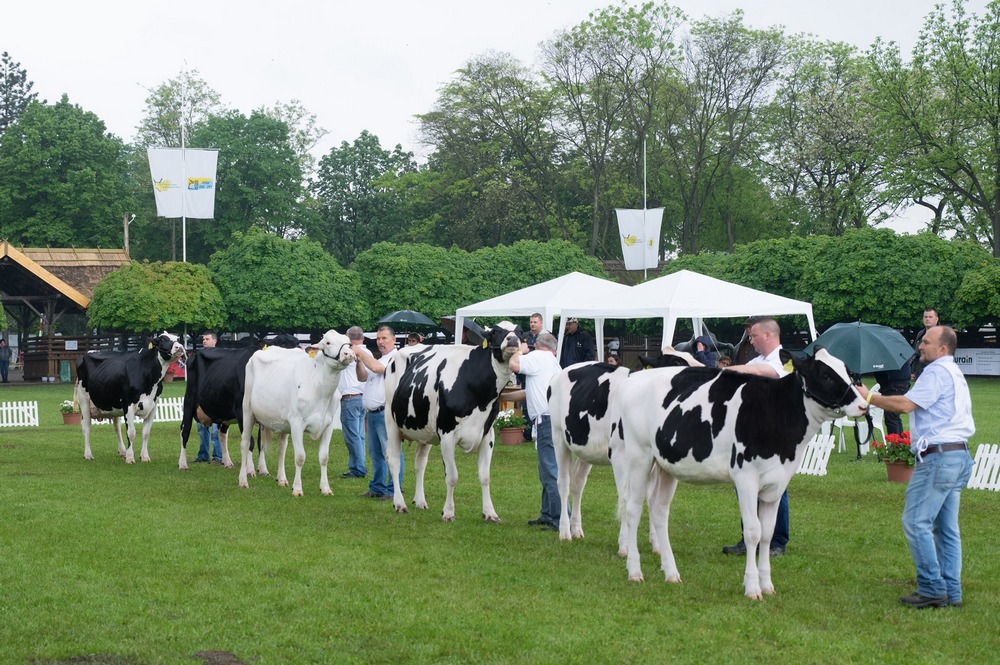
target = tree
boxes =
[869,0,1000,256]
[0,51,39,135]
[308,131,416,266]
[209,229,368,333]
[88,261,225,333]
[184,110,305,264]
[261,99,328,178]
[0,96,134,247]
[134,69,225,148]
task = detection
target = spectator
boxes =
[722,316,790,556]
[559,318,595,368]
[716,355,733,368]
[733,317,760,365]
[0,339,11,383]
[857,326,975,609]
[911,308,939,380]
[406,332,423,346]
[194,332,223,464]
[509,332,562,531]
[338,326,367,479]
[520,313,549,441]
[354,325,404,500]
[606,353,621,367]
[692,335,718,368]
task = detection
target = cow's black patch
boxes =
[392,351,435,431]
[77,333,176,412]
[433,350,502,436]
[733,373,810,465]
[563,363,617,448]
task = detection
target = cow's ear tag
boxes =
[783,359,795,374]
[482,339,488,349]
[262,344,269,351]
[148,342,153,350]
[307,348,318,359]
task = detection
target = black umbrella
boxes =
[377,309,439,332]
[804,321,913,375]
[439,316,486,345]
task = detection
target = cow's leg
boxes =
[648,467,680,583]
[112,417,127,459]
[735,481,764,599]
[385,421,407,514]
[554,435,574,540]
[290,429,307,496]
[476,436,499,523]
[255,429,271,477]
[412,443,432,510]
[623,447,652,582]
[318,426,334,496]
[178,424,189,470]
[77,385,95,460]
[756,495,780,597]
[220,424,235,469]
[440,440,460,522]
[138,412,155,462]
[123,414,137,464]
[276,432,290,487]
[238,420,254,489]
[568,458,591,540]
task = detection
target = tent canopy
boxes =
[559,269,817,347]
[453,272,631,356]
[453,269,816,358]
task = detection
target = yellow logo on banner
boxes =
[153,178,172,192]
[622,234,638,246]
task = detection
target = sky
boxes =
[2,0,993,231]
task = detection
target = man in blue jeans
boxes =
[338,326,367,479]
[354,326,404,500]
[859,325,975,608]
[194,332,223,464]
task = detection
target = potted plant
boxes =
[60,399,81,426]
[494,408,527,446]
[872,431,915,482]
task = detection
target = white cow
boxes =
[619,348,867,599]
[238,330,355,496]
[383,324,522,522]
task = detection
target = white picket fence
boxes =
[797,430,835,476]
[89,396,185,424]
[0,400,40,427]
[968,443,1000,491]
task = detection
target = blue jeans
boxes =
[535,415,561,524]
[902,450,974,602]
[367,409,403,496]
[0,359,9,382]
[340,396,367,477]
[197,423,222,462]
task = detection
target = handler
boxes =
[857,325,975,609]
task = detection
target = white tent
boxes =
[558,269,818,348]
[453,272,631,357]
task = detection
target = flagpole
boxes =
[181,73,187,264]
[643,138,648,280]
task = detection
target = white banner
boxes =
[147,148,219,219]
[954,348,1000,376]
[616,208,662,270]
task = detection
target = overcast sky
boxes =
[2,0,992,231]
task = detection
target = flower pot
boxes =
[499,427,524,446]
[885,460,914,483]
[62,412,81,426]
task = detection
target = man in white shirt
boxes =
[338,326,367,479]
[722,316,790,556]
[509,332,562,531]
[354,326,404,500]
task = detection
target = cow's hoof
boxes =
[277,479,287,487]
[395,504,409,514]
[84,455,94,461]
[224,462,235,469]
[483,514,502,524]
[559,532,573,542]
[178,466,189,471]
[257,470,268,476]
[664,574,682,584]
[745,591,763,600]
[321,489,333,496]
[617,548,628,558]
[628,575,645,583]
[141,457,151,463]
[292,490,303,497]
[412,500,428,510]
[651,547,661,556]
[572,531,585,540]
[125,458,135,465]
[442,514,456,523]
[239,481,249,489]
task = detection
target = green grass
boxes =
[1,380,999,664]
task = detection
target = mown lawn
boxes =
[0,379,998,665]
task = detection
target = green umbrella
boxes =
[377,309,439,332]
[804,321,913,375]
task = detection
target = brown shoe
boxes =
[899,592,947,609]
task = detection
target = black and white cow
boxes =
[239,330,355,496]
[549,350,702,551]
[75,331,186,463]
[178,334,301,471]
[619,348,867,599]
[384,323,522,522]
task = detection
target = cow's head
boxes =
[483,321,522,362]
[309,330,356,368]
[152,331,185,363]
[786,347,867,418]
[260,332,301,350]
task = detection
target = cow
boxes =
[75,331,186,464]
[548,350,702,551]
[618,348,867,599]
[238,330,355,496]
[178,333,302,471]
[383,323,522,522]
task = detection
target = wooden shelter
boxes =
[1,240,131,380]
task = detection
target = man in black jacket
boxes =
[559,318,595,368]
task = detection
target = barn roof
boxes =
[0,240,131,311]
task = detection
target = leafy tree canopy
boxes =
[0,51,39,134]
[208,228,368,333]
[88,261,225,333]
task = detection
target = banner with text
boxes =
[147,148,219,219]
[954,348,1000,376]
[616,208,663,270]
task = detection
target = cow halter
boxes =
[323,342,350,362]
[800,375,856,414]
